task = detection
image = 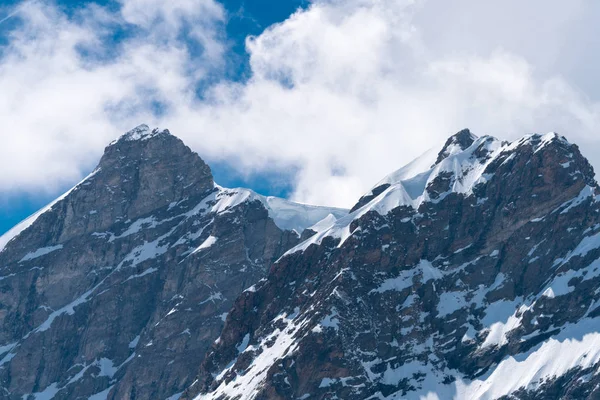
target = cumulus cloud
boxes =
[1,0,600,208]
[0,0,224,192]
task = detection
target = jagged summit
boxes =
[303,130,597,258]
[4,124,600,400]
[373,129,591,205]
[510,131,568,151]
[0,126,347,399]
[349,130,583,214]
[0,126,349,256]
[185,129,600,400]
[0,125,213,255]
[434,128,478,165]
[109,124,171,145]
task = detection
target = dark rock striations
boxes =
[4,126,600,400]
[0,125,346,400]
[184,131,600,400]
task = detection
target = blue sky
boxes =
[3,0,600,236]
[0,0,305,235]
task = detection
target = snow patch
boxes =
[111,124,166,143]
[30,382,60,400]
[437,291,468,317]
[199,292,223,305]
[129,335,140,349]
[480,300,527,348]
[371,260,443,294]
[236,334,250,353]
[456,318,600,399]
[19,245,63,262]
[197,312,308,400]
[319,309,340,330]
[191,236,218,254]
[211,186,347,234]
[110,216,158,242]
[123,267,158,282]
[88,386,114,400]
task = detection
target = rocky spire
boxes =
[434,128,477,165]
[2,125,216,252]
[0,126,318,399]
[184,130,600,400]
[97,124,215,220]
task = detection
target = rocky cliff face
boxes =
[5,126,600,400]
[0,125,346,400]
[184,130,600,400]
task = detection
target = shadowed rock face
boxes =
[185,132,600,400]
[0,126,343,400]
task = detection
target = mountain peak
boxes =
[434,128,478,165]
[186,130,600,400]
[511,131,567,151]
[343,129,597,246]
[4,125,600,400]
[0,129,346,399]
[20,126,215,243]
[109,124,171,146]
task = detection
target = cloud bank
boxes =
[1,0,600,208]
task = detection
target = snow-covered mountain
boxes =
[0,125,346,400]
[183,129,600,400]
[4,125,600,400]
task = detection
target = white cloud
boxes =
[1,0,600,208]
[173,0,600,206]
[0,0,224,192]
[119,0,225,64]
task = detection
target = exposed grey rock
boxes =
[0,125,346,400]
[186,131,600,400]
[6,126,600,400]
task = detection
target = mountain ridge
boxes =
[3,126,600,400]
[182,128,600,400]
[0,126,345,400]
[0,125,347,256]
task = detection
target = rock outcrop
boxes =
[0,125,346,400]
[185,131,600,400]
[5,126,600,400]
